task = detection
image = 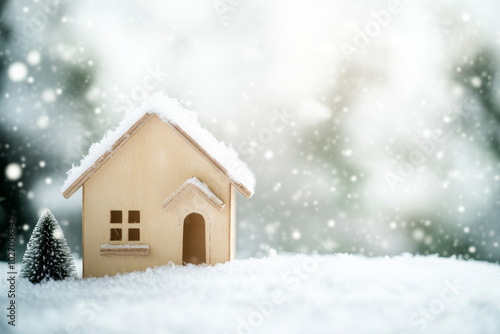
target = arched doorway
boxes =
[182,213,206,265]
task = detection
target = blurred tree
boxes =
[0,0,101,261]
[408,47,500,262]
[293,62,376,255]
[448,48,500,261]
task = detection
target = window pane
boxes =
[110,211,122,224]
[128,210,140,224]
[128,228,140,241]
[110,228,122,241]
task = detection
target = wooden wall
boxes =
[82,115,233,278]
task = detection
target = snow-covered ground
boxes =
[1,254,500,334]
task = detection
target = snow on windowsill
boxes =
[100,244,150,257]
[101,244,150,250]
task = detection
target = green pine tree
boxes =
[20,209,77,283]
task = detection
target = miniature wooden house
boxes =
[62,95,255,278]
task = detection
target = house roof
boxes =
[162,177,225,212]
[61,94,256,199]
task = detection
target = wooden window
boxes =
[110,228,122,241]
[110,210,122,224]
[128,228,140,241]
[128,211,140,224]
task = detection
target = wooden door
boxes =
[182,213,206,265]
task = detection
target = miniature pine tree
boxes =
[20,209,77,283]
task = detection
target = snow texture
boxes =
[61,93,255,196]
[100,244,150,250]
[184,176,224,205]
[2,254,499,334]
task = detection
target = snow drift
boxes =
[1,254,499,334]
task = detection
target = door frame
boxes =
[179,209,211,264]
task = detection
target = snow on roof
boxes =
[162,177,225,212]
[185,177,224,206]
[61,93,255,198]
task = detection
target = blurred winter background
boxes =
[1,0,500,262]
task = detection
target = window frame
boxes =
[110,228,122,241]
[128,228,140,241]
[128,210,140,224]
[110,210,122,224]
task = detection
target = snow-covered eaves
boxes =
[162,177,225,212]
[61,94,256,199]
